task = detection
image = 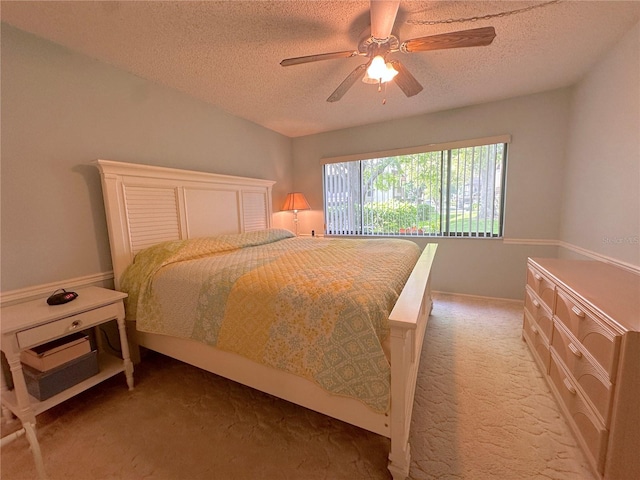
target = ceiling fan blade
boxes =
[401,26,496,53]
[280,50,359,67]
[388,60,423,97]
[327,63,369,102]
[370,0,400,40]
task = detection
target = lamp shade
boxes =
[281,192,310,211]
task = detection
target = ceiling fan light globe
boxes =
[366,55,387,80]
[362,72,380,84]
[363,58,398,85]
[382,62,398,82]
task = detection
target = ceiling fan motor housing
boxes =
[359,34,399,57]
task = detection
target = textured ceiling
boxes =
[2,1,639,137]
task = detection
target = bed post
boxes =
[387,243,437,479]
[388,324,414,479]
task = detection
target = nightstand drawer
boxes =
[555,288,620,378]
[17,303,122,349]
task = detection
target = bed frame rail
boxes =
[388,243,437,479]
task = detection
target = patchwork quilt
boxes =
[120,229,420,412]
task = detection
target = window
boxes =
[323,137,508,237]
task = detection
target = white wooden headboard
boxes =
[94,160,275,289]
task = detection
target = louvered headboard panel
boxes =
[124,185,181,253]
[95,160,275,289]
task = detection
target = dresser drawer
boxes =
[523,311,550,373]
[550,320,614,426]
[16,303,122,349]
[526,263,555,310]
[524,286,553,342]
[555,289,621,378]
[549,352,608,474]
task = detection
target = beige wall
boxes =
[0,25,293,292]
[559,22,640,268]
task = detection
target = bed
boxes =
[94,159,437,479]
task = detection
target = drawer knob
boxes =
[571,306,586,318]
[530,324,539,335]
[534,273,542,281]
[568,342,582,358]
[563,377,577,395]
[532,299,540,308]
[68,320,82,330]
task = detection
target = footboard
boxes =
[387,243,437,480]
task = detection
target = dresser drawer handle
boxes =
[532,299,540,308]
[571,306,586,318]
[68,320,82,331]
[568,343,582,358]
[530,324,538,335]
[563,377,577,395]
[534,273,542,281]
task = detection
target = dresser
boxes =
[522,258,639,480]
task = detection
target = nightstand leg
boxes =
[116,312,134,390]
[2,351,48,479]
[23,421,48,480]
[5,352,36,425]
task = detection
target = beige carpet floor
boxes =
[1,293,595,480]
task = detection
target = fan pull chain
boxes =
[381,81,387,105]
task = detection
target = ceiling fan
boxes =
[280,0,496,102]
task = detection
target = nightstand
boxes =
[0,286,134,479]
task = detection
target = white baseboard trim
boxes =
[432,290,523,304]
[502,238,639,275]
[0,271,115,306]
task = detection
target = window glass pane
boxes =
[323,141,506,237]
